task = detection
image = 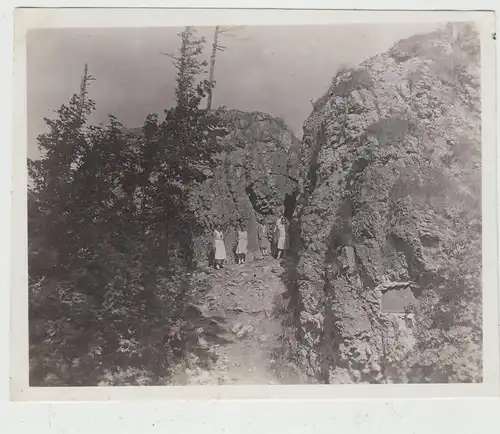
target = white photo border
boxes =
[7,5,500,404]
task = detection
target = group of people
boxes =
[211,216,290,270]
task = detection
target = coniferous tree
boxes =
[28,64,95,276]
[29,28,230,387]
[156,26,227,259]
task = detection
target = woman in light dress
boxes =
[257,218,271,256]
[274,216,289,260]
[213,223,226,270]
[236,222,248,265]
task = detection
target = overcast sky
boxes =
[27,23,442,159]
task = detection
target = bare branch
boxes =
[217,25,247,40]
[218,25,246,34]
[223,33,247,41]
[160,52,180,61]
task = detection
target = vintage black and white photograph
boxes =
[12,8,498,397]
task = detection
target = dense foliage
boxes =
[28,27,226,386]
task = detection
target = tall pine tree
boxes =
[155,26,227,261]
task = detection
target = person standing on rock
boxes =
[258,218,271,256]
[275,216,289,260]
[213,223,226,270]
[236,222,248,265]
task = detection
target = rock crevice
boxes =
[190,109,301,265]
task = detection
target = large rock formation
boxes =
[290,23,481,383]
[190,109,300,265]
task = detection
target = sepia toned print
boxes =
[12,9,498,399]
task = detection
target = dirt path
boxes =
[169,256,290,385]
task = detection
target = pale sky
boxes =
[27,23,442,159]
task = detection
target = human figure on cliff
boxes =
[274,216,289,260]
[236,222,248,265]
[257,218,271,256]
[213,223,226,270]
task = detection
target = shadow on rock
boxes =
[277,216,304,320]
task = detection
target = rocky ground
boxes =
[168,256,302,385]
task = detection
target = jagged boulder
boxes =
[189,109,300,265]
[292,23,481,383]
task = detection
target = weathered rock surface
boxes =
[189,109,300,265]
[291,23,481,383]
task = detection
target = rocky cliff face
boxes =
[190,109,300,265]
[291,23,481,383]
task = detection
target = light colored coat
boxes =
[275,219,289,250]
[258,223,270,249]
[213,229,226,260]
[236,230,248,254]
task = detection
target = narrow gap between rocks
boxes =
[169,191,305,385]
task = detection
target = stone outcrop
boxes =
[190,109,300,265]
[290,23,481,383]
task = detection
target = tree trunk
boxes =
[77,63,89,121]
[206,26,219,110]
[177,29,189,108]
[164,220,169,257]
